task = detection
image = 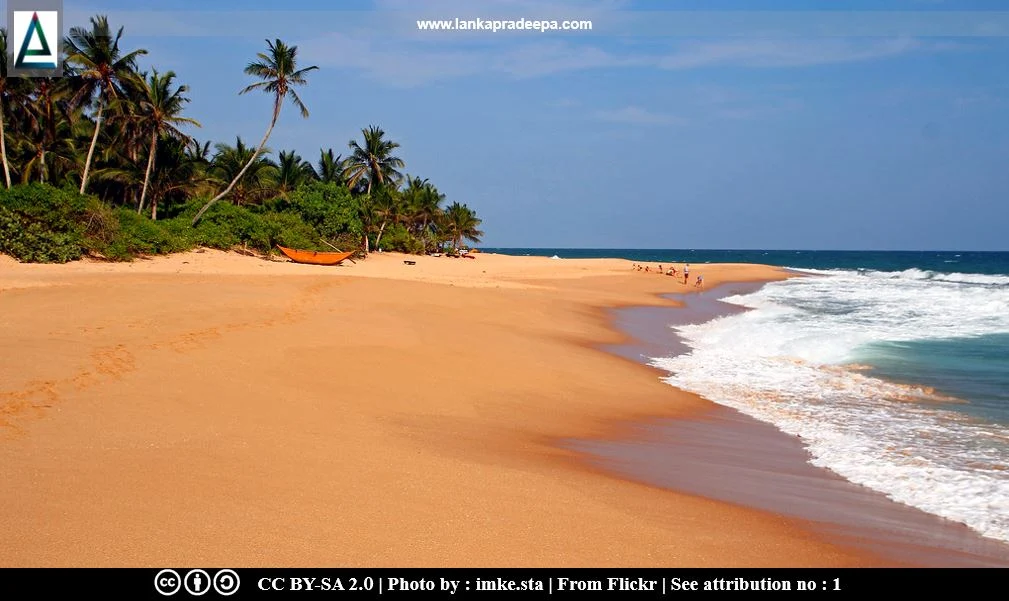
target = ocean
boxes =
[484,249,1009,545]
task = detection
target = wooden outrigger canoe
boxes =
[277,245,355,266]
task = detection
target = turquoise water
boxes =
[859,334,1009,426]
[486,248,1009,542]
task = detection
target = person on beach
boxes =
[683,263,690,284]
[695,274,704,288]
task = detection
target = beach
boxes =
[0,249,995,567]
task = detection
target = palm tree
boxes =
[17,77,77,185]
[275,150,314,196]
[64,15,147,194]
[143,137,206,216]
[192,39,317,225]
[208,137,278,207]
[402,177,444,249]
[442,202,483,251]
[0,28,16,188]
[184,138,215,197]
[135,69,200,218]
[344,125,404,195]
[311,148,344,184]
[371,186,402,250]
[186,138,212,163]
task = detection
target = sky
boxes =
[13,0,1009,249]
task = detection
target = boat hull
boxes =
[277,246,354,266]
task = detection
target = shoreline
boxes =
[577,282,1009,567]
[0,249,961,566]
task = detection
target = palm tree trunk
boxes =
[375,220,388,249]
[0,108,11,188]
[363,233,370,254]
[40,150,46,183]
[139,130,157,215]
[79,100,104,194]
[192,106,279,226]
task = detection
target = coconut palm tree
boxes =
[16,76,77,185]
[344,125,404,195]
[186,138,213,163]
[275,150,314,197]
[135,69,200,217]
[192,38,317,225]
[311,148,344,184]
[64,15,147,194]
[0,28,17,188]
[371,186,402,250]
[208,137,278,207]
[442,202,483,251]
[143,137,206,217]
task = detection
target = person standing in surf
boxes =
[683,263,690,284]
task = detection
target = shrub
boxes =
[261,212,322,252]
[0,183,362,263]
[376,222,424,254]
[284,182,364,242]
[0,183,90,262]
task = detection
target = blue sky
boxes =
[32,1,1009,249]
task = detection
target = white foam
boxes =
[651,269,1009,543]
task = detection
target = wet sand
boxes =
[577,283,1009,567]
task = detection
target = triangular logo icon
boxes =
[15,12,56,69]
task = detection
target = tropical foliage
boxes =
[0,17,484,263]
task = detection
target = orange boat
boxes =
[277,246,355,266]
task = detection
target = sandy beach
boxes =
[1,249,896,566]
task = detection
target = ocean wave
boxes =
[651,270,1009,543]
[789,267,1009,287]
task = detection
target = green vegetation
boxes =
[0,17,483,263]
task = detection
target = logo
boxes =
[154,569,182,596]
[12,11,57,69]
[6,1,62,76]
[214,570,241,596]
[184,569,212,596]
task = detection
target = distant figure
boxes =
[695,274,704,288]
[665,267,674,276]
[645,265,650,272]
[658,265,663,273]
[683,263,690,284]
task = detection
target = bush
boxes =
[0,183,90,262]
[376,222,425,254]
[0,184,364,263]
[283,182,364,242]
[261,212,322,252]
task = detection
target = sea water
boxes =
[486,249,1009,544]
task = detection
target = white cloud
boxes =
[297,35,637,86]
[593,106,685,126]
[659,38,924,69]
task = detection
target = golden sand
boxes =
[0,250,883,567]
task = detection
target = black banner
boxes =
[0,568,977,598]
